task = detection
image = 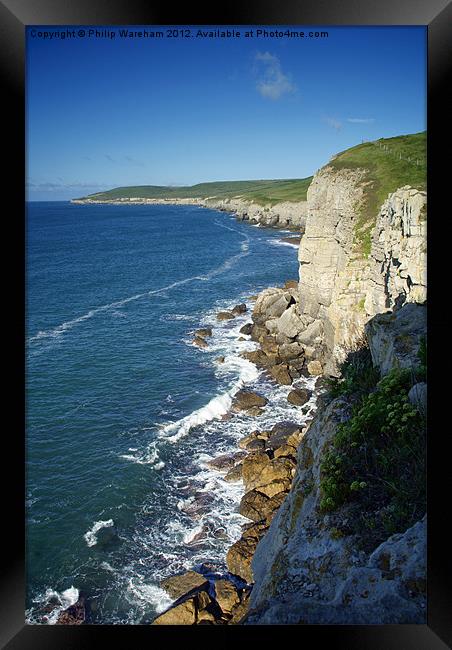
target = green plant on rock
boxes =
[326,341,380,399]
[320,366,426,547]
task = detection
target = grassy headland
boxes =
[328,131,426,255]
[78,177,313,206]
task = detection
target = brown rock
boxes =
[239,489,270,521]
[160,571,209,600]
[250,324,267,342]
[232,303,247,315]
[231,390,268,413]
[241,349,271,367]
[206,451,246,471]
[241,520,269,539]
[56,597,85,625]
[214,579,241,615]
[261,335,279,355]
[257,479,292,498]
[217,311,235,321]
[226,536,258,583]
[239,323,253,335]
[224,463,243,483]
[229,589,252,624]
[274,444,297,459]
[152,598,197,625]
[266,422,301,450]
[307,359,323,375]
[242,453,295,493]
[287,388,312,406]
[269,364,293,385]
[193,336,208,348]
[216,356,225,364]
[195,328,212,339]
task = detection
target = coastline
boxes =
[148,274,326,625]
[39,206,313,625]
[70,195,308,233]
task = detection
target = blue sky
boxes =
[26,26,426,201]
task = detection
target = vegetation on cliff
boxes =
[320,340,426,550]
[328,131,426,256]
[78,177,313,206]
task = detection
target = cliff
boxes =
[239,139,427,625]
[72,194,309,231]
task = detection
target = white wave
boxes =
[159,392,233,444]
[119,440,165,468]
[84,519,114,547]
[127,577,174,614]
[183,522,205,545]
[267,238,299,249]
[28,236,250,345]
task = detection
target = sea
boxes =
[25,201,316,624]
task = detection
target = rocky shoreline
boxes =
[70,195,308,232]
[149,279,328,625]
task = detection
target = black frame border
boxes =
[2,0,451,647]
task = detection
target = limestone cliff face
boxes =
[296,167,427,375]
[71,195,309,231]
[243,164,427,625]
[246,303,427,625]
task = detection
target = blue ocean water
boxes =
[26,201,314,624]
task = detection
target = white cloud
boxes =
[254,51,296,100]
[347,118,376,124]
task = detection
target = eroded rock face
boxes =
[245,395,426,625]
[295,169,426,375]
[365,302,426,376]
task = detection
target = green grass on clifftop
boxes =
[79,177,313,206]
[328,131,426,256]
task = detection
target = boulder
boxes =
[216,356,225,364]
[224,463,243,483]
[214,580,241,615]
[217,311,235,321]
[195,328,212,339]
[276,304,305,339]
[206,451,246,471]
[274,444,298,459]
[239,489,271,521]
[241,452,271,492]
[232,303,247,315]
[287,388,312,406]
[250,324,268,342]
[269,364,293,385]
[266,422,301,450]
[296,319,323,345]
[56,597,85,625]
[160,571,209,600]
[241,349,271,367]
[278,342,304,361]
[239,323,253,336]
[231,390,268,413]
[226,536,258,583]
[152,597,197,625]
[257,479,293,498]
[307,360,323,376]
[193,336,208,349]
[242,453,295,493]
[252,288,293,324]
